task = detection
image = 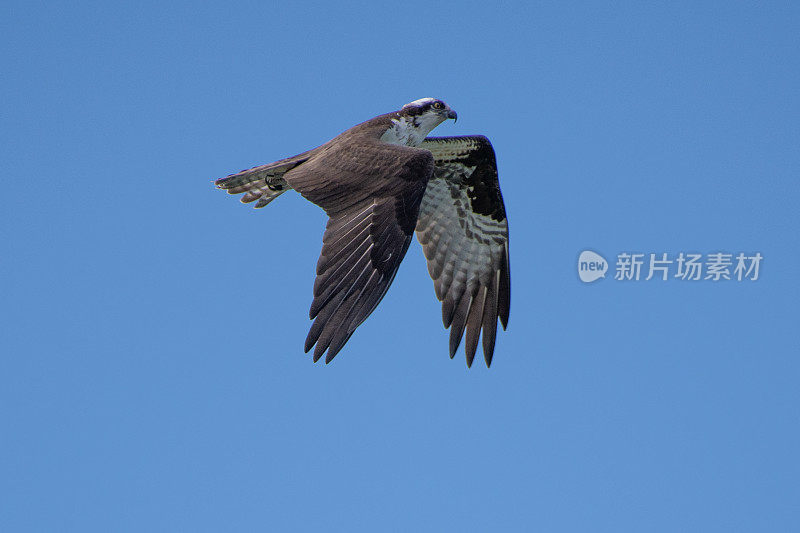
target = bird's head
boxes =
[399,98,458,127]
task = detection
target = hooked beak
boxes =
[447,109,458,122]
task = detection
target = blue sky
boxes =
[2,1,798,531]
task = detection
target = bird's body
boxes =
[215,98,510,367]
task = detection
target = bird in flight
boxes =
[215,98,510,367]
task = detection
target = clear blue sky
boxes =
[2,1,799,531]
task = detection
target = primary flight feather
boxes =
[215,98,510,367]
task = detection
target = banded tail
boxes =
[215,150,313,208]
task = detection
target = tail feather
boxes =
[240,180,287,208]
[215,150,312,208]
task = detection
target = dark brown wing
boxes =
[416,136,510,367]
[285,137,433,363]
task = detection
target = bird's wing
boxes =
[416,136,510,367]
[284,139,434,363]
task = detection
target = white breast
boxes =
[380,117,420,146]
[380,114,446,147]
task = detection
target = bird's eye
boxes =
[432,101,443,109]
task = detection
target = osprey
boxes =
[215,98,510,367]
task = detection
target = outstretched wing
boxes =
[285,139,434,363]
[416,136,510,367]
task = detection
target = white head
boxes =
[383,98,457,146]
[400,98,457,123]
